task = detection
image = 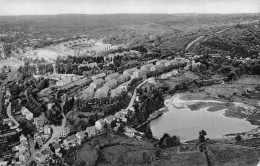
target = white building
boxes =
[95,119,105,131]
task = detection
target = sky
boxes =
[0,0,259,15]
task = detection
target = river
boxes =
[150,94,258,141]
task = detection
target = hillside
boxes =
[1,13,259,46]
[192,23,260,58]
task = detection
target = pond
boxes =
[150,94,258,141]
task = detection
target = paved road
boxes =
[24,135,36,166]
[185,28,231,50]
[7,102,19,128]
[41,113,66,150]
[0,65,20,126]
[126,79,148,110]
[186,36,205,50]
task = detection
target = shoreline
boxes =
[151,93,259,142]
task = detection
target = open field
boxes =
[0,58,23,68]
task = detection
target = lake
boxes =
[150,95,258,141]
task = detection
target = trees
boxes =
[158,133,180,148]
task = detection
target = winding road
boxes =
[126,79,148,110]
[0,65,20,127]
[185,28,231,50]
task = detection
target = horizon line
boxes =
[1,12,260,17]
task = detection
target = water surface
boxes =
[150,95,257,141]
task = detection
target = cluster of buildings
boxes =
[33,115,52,148]
[77,58,187,102]
[11,134,31,165]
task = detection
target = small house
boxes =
[124,127,135,137]
[61,127,70,138]
[41,148,54,159]
[123,68,138,75]
[52,143,61,154]
[85,126,96,137]
[43,125,51,135]
[35,152,46,163]
[165,60,177,67]
[91,72,106,81]
[150,64,165,72]
[155,60,167,65]
[118,74,131,84]
[105,73,120,82]
[76,131,86,140]
[34,116,46,129]
[103,79,117,90]
[132,68,148,78]
[19,134,27,143]
[95,119,105,131]
[90,78,105,89]
[80,86,95,100]
[63,135,78,147]
[18,151,30,163]
[104,115,115,124]
[141,63,154,70]
[94,86,110,98]
[115,112,124,119]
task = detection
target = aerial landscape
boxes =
[0,0,260,165]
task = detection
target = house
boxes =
[209,54,221,58]
[90,78,105,89]
[43,125,51,135]
[52,143,61,154]
[95,119,105,131]
[123,68,138,75]
[121,109,129,114]
[141,63,154,70]
[103,79,117,90]
[41,148,54,159]
[110,86,127,98]
[124,127,135,137]
[76,131,86,140]
[80,86,95,100]
[118,74,131,84]
[105,73,120,82]
[150,64,165,72]
[19,134,27,143]
[34,116,46,129]
[24,111,33,121]
[86,62,98,68]
[5,90,11,98]
[63,135,78,147]
[115,112,124,119]
[104,115,115,124]
[18,151,30,163]
[34,133,44,148]
[94,86,110,98]
[35,152,46,163]
[61,127,70,138]
[91,73,106,80]
[155,60,168,65]
[85,126,96,137]
[132,68,148,78]
[12,143,29,153]
[165,60,177,67]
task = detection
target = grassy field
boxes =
[0,58,23,68]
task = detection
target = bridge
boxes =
[61,37,91,48]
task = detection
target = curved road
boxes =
[185,28,231,50]
[7,102,19,128]
[126,79,148,110]
[0,66,20,127]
